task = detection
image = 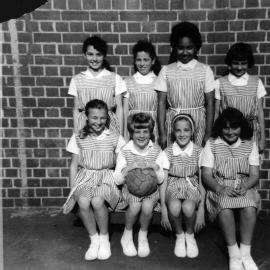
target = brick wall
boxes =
[1,0,270,216]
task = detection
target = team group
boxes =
[62,21,266,270]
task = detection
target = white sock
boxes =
[99,233,109,242]
[185,232,195,239]
[90,233,99,242]
[228,243,241,258]
[138,229,148,241]
[123,228,133,240]
[176,232,185,239]
[240,243,251,257]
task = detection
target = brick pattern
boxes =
[2,0,270,216]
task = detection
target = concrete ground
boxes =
[3,210,270,270]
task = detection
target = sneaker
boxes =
[242,255,258,270]
[138,238,150,257]
[121,236,137,257]
[185,233,199,258]
[85,237,100,261]
[229,256,244,270]
[174,234,186,257]
[97,237,111,260]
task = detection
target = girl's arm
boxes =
[73,97,79,133]
[70,153,79,187]
[123,96,129,142]
[257,98,266,153]
[214,99,220,121]
[160,170,171,230]
[115,94,124,136]
[157,91,167,149]
[203,91,215,146]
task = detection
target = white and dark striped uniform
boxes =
[165,62,207,146]
[206,139,258,221]
[121,144,162,204]
[219,75,259,142]
[125,76,158,142]
[63,132,121,214]
[73,72,120,134]
[165,144,201,204]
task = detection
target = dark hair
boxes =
[171,113,195,142]
[80,99,110,138]
[212,107,253,140]
[169,22,202,64]
[225,42,255,68]
[127,113,155,141]
[82,36,112,71]
[132,40,161,75]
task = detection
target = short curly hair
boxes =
[82,36,108,56]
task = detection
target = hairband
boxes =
[172,114,195,134]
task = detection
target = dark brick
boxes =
[30,66,44,76]
[6,169,18,177]
[33,149,46,157]
[126,0,140,9]
[33,170,45,178]
[112,0,125,9]
[26,198,41,207]
[13,179,22,187]
[128,23,141,32]
[55,22,69,32]
[170,0,184,9]
[48,149,60,158]
[216,0,229,8]
[61,129,73,138]
[150,11,177,21]
[49,188,62,197]
[68,0,82,10]
[40,159,66,168]
[84,22,98,32]
[42,198,66,207]
[208,32,235,43]
[32,11,60,20]
[42,178,67,187]
[113,22,126,32]
[34,33,61,43]
[230,21,244,31]
[40,22,54,32]
[36,188,48,197]
[186,0,199,9]
[178,10,206,21]
[261,200,270,209]
[70,22,83,32]
[3,199,14,207]
[22,98,36,107]
[120,34,148,43]
[8,189,20,197]
[97,0,111,9]
[262,0,270,6]
[61,11,89,20]
[215,21,229,31]
[200,0,214,8]
[156,22,169,32]
[120,11,148,21]
[238,9,266,19]
[208,10,236,20]
[98,22,112,32]
[43,45,56,55]
[36,77,63,86]
[142,0,154,9]
[48,169,60,177]
[91,11,118,21]
[156,0,169,9]
[230,0,244,8]
[26,159,39,168]
[35,56,62,65]
[237,32,265,42]
[3,179,12,187]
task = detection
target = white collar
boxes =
[82,68,110,79]
[172,141,194,157]
[133,71,156,84]
[92,128,111,140]
[123,140,154,156]
[177,59,197,70]
[215,137,242,148]
[228,73,249,84]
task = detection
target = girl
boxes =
[123,40,161,142]
[63,99,125,261]
[161,114,205,258]
[214,42,266,153]
[114,113,169,257]
[202,108,260,270]
[155,21,215,149]
[69,35,127,135]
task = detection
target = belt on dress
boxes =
[168,106,204,113]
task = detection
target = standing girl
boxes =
[202,108,260,270]
[123,40,161,142]
[155,21,215,149]
[69,36,126,135]
[161,114,205,258]
[114,113,168,257]
[63,99,125,261]
[214,42,266,153]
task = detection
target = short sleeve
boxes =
[249,142,260,166]
[68,77,77,97]
[154,66,167,92]
[156,151,170,170]
[257,79,267,99]
[115,74,128,96]
[113,151,127,185]
[66,133,80,155]
[115,136,126,154]
[204,65,215,93]
[214,79,221,100]
[200,140,214,168]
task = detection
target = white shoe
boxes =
[138,238,150,257]
[229,256,244,270]
[242,255,258,270]
[174,234,186,257]
[121,236,137,257]
[97,237,111,260]
[85,237,100,261]
[185,233,199,258]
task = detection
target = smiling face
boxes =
[174,119,193,149]
[229,60,248,78]
[132,128,151,150]
[85,45,104,72]
[176,36,196,64]
[135,51,155,76]
[221,122,241,145]
[87,108,108,136]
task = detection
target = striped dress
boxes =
[121,144,162,204]
[62,132,121,214]
[165,143,201,204]
[72,72,120,134]
[125,76,158,142]
[165,62,208,146]
[219,75,259,142]
[206,139,259,221]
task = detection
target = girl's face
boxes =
[176,36,196,64]
[135,51,155,76]
[132,128,151,150]
[229,60,248,78]
[87,108,108,136]
[85,45,104,72]
[222,122,241,145]
[174,119,192,149]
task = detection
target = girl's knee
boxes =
[182,200,196,218]
[128,202,142,215]
[168,199,181,217]
[240,207,256,219]
[78,197,91,211]
[141,200,154,215]
[91,196,105,209]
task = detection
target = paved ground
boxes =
[3,209,270,270]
